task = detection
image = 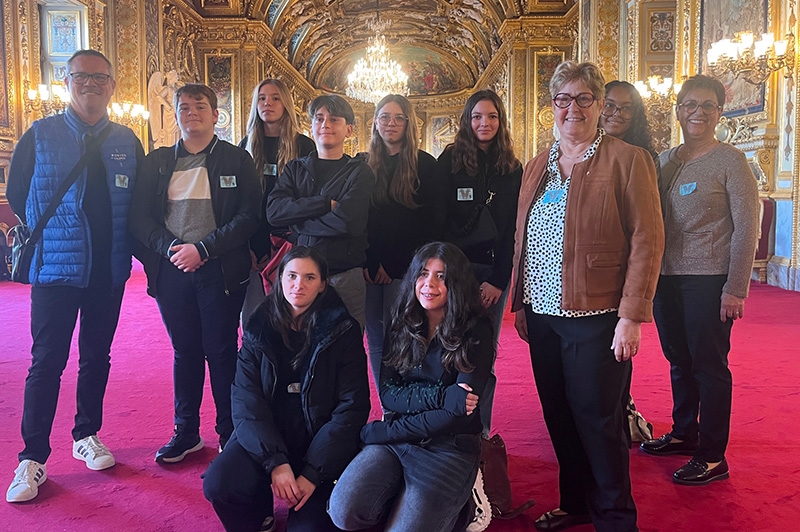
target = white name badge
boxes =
[287,383,301,394]
[457,187,474,201]
[115,174,129,188]
[220,175,237,188]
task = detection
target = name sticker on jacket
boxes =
[220,175,237,188]
[287,383,301,394]
[680,182,697,196]
[264,163,277,177]
[542,190,565,204]
[457,188,474,201]
[115,174,129,188]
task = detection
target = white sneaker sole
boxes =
[6,468,47,503]
[72,449,116,471]
[157,439,204,463]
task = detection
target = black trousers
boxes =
[155,258,245,441]
[20,283,125,463]
[524,307,637,532]
[653,275,733,463]
[203,437,341,532]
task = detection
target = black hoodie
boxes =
[266,153,376,274]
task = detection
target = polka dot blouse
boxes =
[522,129,617,317]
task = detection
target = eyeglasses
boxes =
[377,114,408,125]
[69,72,113,85]
[601,103,634,119]
[677,100,721,114]
[552,93,597,109]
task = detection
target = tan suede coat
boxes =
[511,135,665,323]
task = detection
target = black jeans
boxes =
[203,437,340,532]
[524,307,637,532]
[653,275,733,463]
[155,258,245,440]
[20,283,125,463]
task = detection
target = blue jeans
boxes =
[364,279,402,387]
[156,258,245,440]
[204,437,341,532]
[328,434,480,532]
[470,263,509,436]
[653,275,733,463]
[20,283,125,463]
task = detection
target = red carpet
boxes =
[1,263,799,531]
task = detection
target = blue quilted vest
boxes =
[26,109,139,287]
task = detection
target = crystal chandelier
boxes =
[346,1,408,104]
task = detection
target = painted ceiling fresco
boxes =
[199,0,571,96]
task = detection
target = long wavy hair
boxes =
[603,81,657,157]
[448,90,519,177]
[244,79,301,178]
[265,246,329,370]
[383,242,490,374]
[368,94,420,209]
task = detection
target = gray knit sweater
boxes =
[658,142,759,298]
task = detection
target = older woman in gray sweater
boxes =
[640,75,760,486]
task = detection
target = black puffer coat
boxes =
[230,288,370,485]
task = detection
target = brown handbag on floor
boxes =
[480,434,535,519]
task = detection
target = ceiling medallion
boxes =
[346,1,408,104]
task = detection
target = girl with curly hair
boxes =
[328,242,494,531]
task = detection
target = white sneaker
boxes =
[6,460,47,503]
[466,468,492,532]
[73,435,116,471]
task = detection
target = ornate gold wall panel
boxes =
[595,0,619,81]
[500,15,575,162]
[112,0,142,105]
[164,1,203,82]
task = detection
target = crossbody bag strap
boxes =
[26,125,113,246]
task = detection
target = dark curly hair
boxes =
[383,242,491,374]
[603,81,657,159]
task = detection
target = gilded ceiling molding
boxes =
[499,15,577,43]
[192,0,244,17]
[525,0,570,15]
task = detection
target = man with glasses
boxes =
[6,50,144,503]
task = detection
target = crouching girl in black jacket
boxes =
[328,242,494,532]
[204,246,370,532]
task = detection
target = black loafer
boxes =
[639,433,698,456]
[534,510,592,531]
[673,458,729,485]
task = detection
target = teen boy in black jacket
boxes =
[130,84,260,464]
[267,95,375,329]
